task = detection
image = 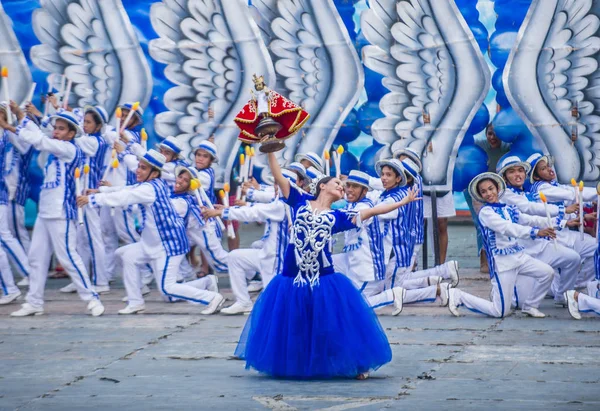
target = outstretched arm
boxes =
[268,152,290,199]
[358,186,420,222]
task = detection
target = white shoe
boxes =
[207,275,219,292]
[447,289,460,317]
[60,282,77,293]
[391,287,406,316]
[87,299,105,317]
[118,304,146,315]
[428,276,443,286]
[17,278,29,287]
[95,285,110,294]
[521,307,546,318]
[447,261,459,287]
[439,283,450,307]
[200,293,225,315]
[10,303,44,317]
[247,281,263,293]
[221,301,253,315]
[0,291,21,305]
[564,290,581,320]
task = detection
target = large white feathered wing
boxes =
[505,0,600,183]
[0,1,33,105]
[30,0,152,115]
[150,0,275,186]
[362,0,490,189]
[250,0,364,164]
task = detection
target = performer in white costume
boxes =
[61,106,111,294]
[9,112,104,317]
[332,170,406,315]
[0,102,31,296]
[495,155,581,306]
[78,150,224,315]
[203,169,297,315]
[448,173,555,318]
[157,135,189,187]
[527,153,597,288]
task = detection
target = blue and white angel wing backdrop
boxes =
[250,0,364,164]
[505,0,600,183]
[0,1,33,105]
[149,0,275,186]
[361,0,490,189]
[30,0,152,115]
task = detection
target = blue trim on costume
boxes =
[494,271,505,317]
[159,256,209,305]
[1,239,29,277]
[0,267,8,294]
[360,282,368,292]
[11,202,23,249]
[405,297,437,305]
[83,213,98,285]
[202,231,228,271]
[65,221,98,299]
[160,139,182,154]
[122,210,137,243]
[371,300,393,309]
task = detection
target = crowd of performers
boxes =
[0,99,599,379]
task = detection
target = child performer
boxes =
[447,173,556,318]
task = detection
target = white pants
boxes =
[0,204,30,279]
[573,234,596,287]
[578,281,600,315]
[189,225,228,273]
[386,260,443,304]
[454,253,553,317]
[519,243,581,304]
[228,249,275,306]
[77,207,109,287]
[333,253,397,309]
[117,243,219,307]
[410,243,423,269]
[100,206,140,279]
[26,218,99,308]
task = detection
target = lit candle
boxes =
[324,150,330,176]
[115,107,122,139]
[62,78,73,109]
[222,184,236,239]
[1,67,11,124]
[236,153,245,201]
[83,163,90,191]
[141,128,148,151]
[75,167,83,225]
[579,181,584,239]
[193,178,225,231]
[335,145,344,178]
[539,191,557,249]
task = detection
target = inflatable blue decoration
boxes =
[469,21,490,54]
[359,141,384,177]
[332,1,356,41]
[492,107,528,144]
[357,101,384,135]
[461,133,475,147]
[492,70,511,108]
[452,145,489,192]
[510,129,544,158]
[466,104,490,136]
[489,31,519,70]
[494,0,532,29]
[331,151,359,177]
[334,109,361,145]
[364,67,388,102]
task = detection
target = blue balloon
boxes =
[469,21,489,54]
[492,108,527,144]
[452,145,489,192]
[511,129,543,157]
[332,151,359,176]
[489,31,518,70]
[467,104,490,136]
[357,101,384,135]
[334,109,361,144]
[491,70,511,108]
[359,141,384,177]
[461,133,475,147]
[454,0,480,20]
[364,67,388,101]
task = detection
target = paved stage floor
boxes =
[1,226,599,410]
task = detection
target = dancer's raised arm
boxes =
[268,152,291,198]
[358,186,420,222]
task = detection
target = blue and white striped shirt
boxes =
[379,185,416,268]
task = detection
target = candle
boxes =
[120,102,140,133]
[193,178,225,231]
[1,67,11,124]
[539,192,558,249]
[335,145,344,178]
[43,74,55,116]
[222,184,236,239]
[62,78,72,109]
[115,107,122,139]
[83,164,90,191]
[75,167,83,225]
[249,147,256,178]
[109,158,119,217]
[141,128,148,151]
[324,150,330,176]
[22,83,36,108]
[579,181,584,239]
[236,153,245,201]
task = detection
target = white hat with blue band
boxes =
[295,151,325,174]
[195,140,219,163]
[346,170,372,191]
[375,158,407,187]
[49,111,83,137]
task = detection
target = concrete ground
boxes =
[1,225,599,410]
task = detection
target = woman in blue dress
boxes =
[234,151,420,380]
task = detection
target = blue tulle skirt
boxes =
[234,273,392,379]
